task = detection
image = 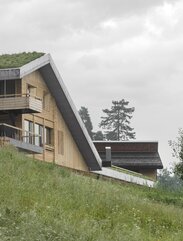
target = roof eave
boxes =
[112,162,163,169]
[0,68,20,80]
[0,54,48,80]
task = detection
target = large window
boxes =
[6,80,16,95]
[24,120,33,144]
[24,121,52,147]
[0,80,16,96]
[0,81,4,96]
[35,123,43,146]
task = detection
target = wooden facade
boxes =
[21,71,88,171]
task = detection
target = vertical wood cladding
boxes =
[21,70,88,171]
[58,130,64,155]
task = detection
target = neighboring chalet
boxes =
[94,141,163,180]
[0,53,102,172]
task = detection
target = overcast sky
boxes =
[1,0,183,168]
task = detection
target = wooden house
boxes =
[0,53,102,172]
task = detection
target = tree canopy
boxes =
[169,128,183,180]
[157,168,183,192]
[79,106,93,139]
[93,131,104,141]
[99,99,135,141]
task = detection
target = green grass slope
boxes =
[0,146,183,241]
[0,52,44,69]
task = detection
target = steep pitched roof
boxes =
[0,54,102,171]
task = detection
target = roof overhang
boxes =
[94,141,163,169]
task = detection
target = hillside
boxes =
[0,146,183,241]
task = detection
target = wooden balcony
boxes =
[0,94,42,113]
[0,123,43,154]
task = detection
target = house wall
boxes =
[138,169,157,180]
[21,70,88,172]
[125,167,157,180]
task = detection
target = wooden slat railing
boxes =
[0,93,42,101]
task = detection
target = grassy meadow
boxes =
[0,146,183,241]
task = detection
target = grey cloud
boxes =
[77,54,102,70]
[0,0,179,40]
[81,0,177,16]
[65,0,180,31]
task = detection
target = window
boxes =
[35,123,43,146]
[0,81,4,96]
[6,80,16,95]
[45,127,52,145]
[0,80,16,96]
[58,130,64,155]
[24,121,53,147]
[24,120,33,144]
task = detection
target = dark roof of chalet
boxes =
[98,152,163,169]
[0,54,102,171]
[93,141,163,169]
[0,52,45,69]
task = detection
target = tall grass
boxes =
[0,146,183,240]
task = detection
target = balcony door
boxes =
[35,123,43,147]
[24,120,33,144]
[0,80,16,97]
[0,80,4,96]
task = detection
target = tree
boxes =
[169,128,183,180]
[93,131,104,140]
[156,168,183,192]
[99,99,135,140]
[79,106,93,139]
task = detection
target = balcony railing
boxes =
[0,94,42,113]
[0,123,43,153]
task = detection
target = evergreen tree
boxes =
[79,106,93,139]
[99,99,135,140]
[93,131,104,140]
